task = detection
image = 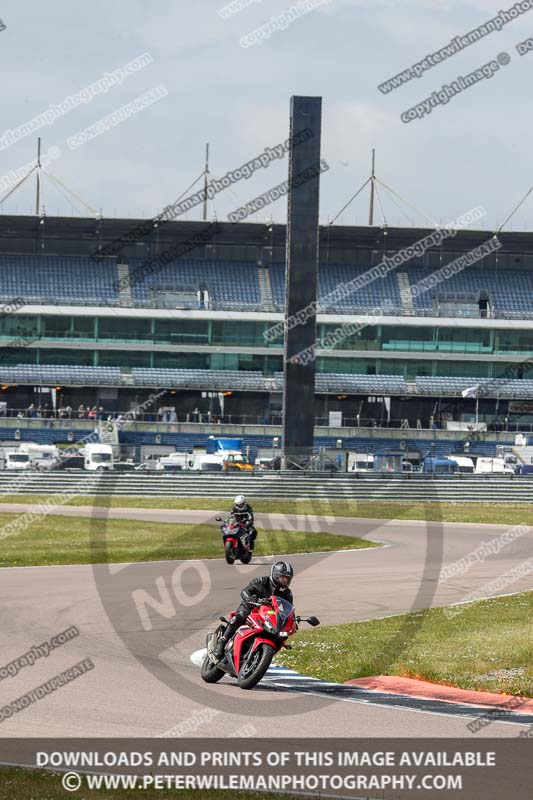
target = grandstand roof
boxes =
[2,214,533,258]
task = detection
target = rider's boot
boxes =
[213,636,227,660]
[214,615,240,659]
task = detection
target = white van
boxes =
[82,443,114,471]
[5,444,59,470]
[475,457,514,475]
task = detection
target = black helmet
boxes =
[270,561,294,590]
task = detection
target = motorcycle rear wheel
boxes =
[237,643,274,690]
[225,541,235,564]
[240,551,252,564]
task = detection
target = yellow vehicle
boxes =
[222,454,254,472]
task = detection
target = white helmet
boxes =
[234,495,246,510]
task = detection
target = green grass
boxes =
[0,513,376,567]
[277,591,533,697]
[0,495,531,525]
[0,767,298,800]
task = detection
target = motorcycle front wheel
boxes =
[201,654,225,683]
[225,541,235,564]
[237,643,274,690]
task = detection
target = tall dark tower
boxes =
[282,96,322,465]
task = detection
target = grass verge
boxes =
[277,591,533,697]
[0,514,376,567]
[0,767,298,800]
[0,496,531,525]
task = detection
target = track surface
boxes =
[0,506,531,738]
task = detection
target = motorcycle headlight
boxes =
[263,619,276,633]
[278,632,288,638]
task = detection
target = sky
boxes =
[0,0,532,231]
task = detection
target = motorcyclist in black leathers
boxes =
[230,494,257,551]
[213,561,294,660]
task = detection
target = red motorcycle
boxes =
[201,596,320,690]
[215,515,253,564]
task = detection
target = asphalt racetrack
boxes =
[0,505,532,738]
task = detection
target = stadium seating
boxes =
[131,368,266,390]
[0,365,121,385]
[408,267,533,316]
[272,372,407,394]
[128,258,261,308]
[5,362,533,398]
[317,264,402,312]
[416,376,533,398]
[1,252,532,320]
[0,255,119,305]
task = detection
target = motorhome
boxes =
[82,443,114,471]
[4,444,60,471]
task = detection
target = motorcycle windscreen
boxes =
[273,598,295,631]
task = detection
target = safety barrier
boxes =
[0,471,531,501]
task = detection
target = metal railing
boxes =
[2,410,533,433]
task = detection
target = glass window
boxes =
[39,348,93,365]
[153,352,208,369]
[0,314,38,338]
[98,318,151,342]
[211,320,270,347]
[42,316,70,338]
[72,316,94,338]
[98,350,151,367]
[154,319,208,345]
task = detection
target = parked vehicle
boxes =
[157,452,190,471]
[222,453,253,472]
[449,456,475,474]
[201,595,319,690]
[475,457,514,475]
[347,453,374,472]
[422,457,458,475]
[215,515,253,564]
[4,444,60,471]
[207,437,253,472]
[82,443,114,471]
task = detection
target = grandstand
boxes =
[1,214,533,459]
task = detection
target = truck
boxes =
[157,452,190,471]
[422,457,458,475]
[449,455,475,474]
[475,457,514,475]
[82,443,114,471]
[4,443,60,471]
